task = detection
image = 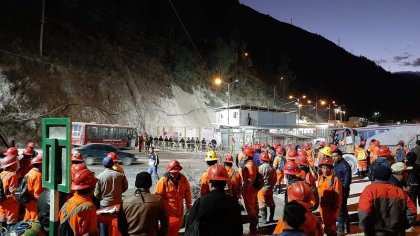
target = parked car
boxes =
[74,143,136,166]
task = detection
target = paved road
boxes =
[87,149,420,235]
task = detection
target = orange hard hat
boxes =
[243,147,254,158]
[31,153,43,165]
[295,155,309,167]
[222,154,234,163]
[378,146,391,157]
[22,147,33,156]
[207,164,229,181]
[3,147,18,157]
[276,147,285,155]
[1,155,18,169]
[302,142,311,149]
[26,142,36,148]
[319,157,334,167]
[283,162,301,175]
[71,169,97,191]
[71,151,84,162]
[166,160,182,173]
[259,152,271,162]
[297,150,307,157]
[107,152,120,162]
[288,181,314,203]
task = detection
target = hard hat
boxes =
[222,154,234,163]
[391,162,407,173]
[276,147,285,155]
[22,147,33,156]
[331,145,339,151]
[373,140,380,146]
[378,146,391,157]
[3,147,18,157]
[243,147,254,158]
[71,163,88,179]
[295,155,309,167]
[273,142,280,149]
[261,143,267,148]
[288,181,313,203]
[166,160,182,173]
[320,147,332,157]
[254,144,261,150]
[359,141,366,147]
[107,152,120,163]
[1,155,18,169]
[288,149,298,158]
[31,153,43,165]
[283,162,301,175]
[207,164,229,181]
[297,150,307,157]
[205,150,218,161]
[71,169,97,191]
[302,142,311,149]
[26,142,35,148]
[71,152,84,162]
[319,157,334,167]
[259,152,271,162]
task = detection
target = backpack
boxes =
[252,172,264,190]
[394,148,405,163]
[15,176,30,204]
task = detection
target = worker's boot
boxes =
[259,207,268,224]
[269,206,276,222]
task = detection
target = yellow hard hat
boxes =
[320,146,332,157]
[205,150,218,161]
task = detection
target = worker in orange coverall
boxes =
[239,147,259,233]
[318,156,342,236]
[222,154,242,201]
[257,152,277,224]
[200,150,219,196]
[355,140,369,178]
[23,153,45,221]
[273,146,286,193]
[155,160,192,236]
[273,181,324,236]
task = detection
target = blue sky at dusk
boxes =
[240,0,420,73]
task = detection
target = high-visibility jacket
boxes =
[155,172,192,236]
[24,167,45,221]
[200,169,209,196]
[0,170,19,224]
[355,147,368,171]
[225,166,242,200]
[297,170,316,188]
[318,174,342,234]
[59,192,98,236]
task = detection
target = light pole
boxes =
[215,77,239,150]
[289,95,306,125]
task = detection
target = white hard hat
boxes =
[391,162,407,173]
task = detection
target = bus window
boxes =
[87,126,98,138]
[72,124,82,137]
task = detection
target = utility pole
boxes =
[273,85,276,107]
[39,0,46,57]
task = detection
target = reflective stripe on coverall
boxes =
[355,147,368,171]
[257,163,276,209]
[0,171,19,224]
[318,175,342,234]
[226,166,242,200]
[24,167,45,221]
[155,174,192,236]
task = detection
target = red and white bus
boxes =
[71,122,138,149]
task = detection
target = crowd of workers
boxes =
[0,139,420,235]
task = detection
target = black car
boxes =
[74,143,136,166]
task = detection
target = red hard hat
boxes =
[259,152,271,162]
[276,147,285,155]
[243,147,254,158]
[22,147,33,156]
[1,155,18,168]
[319,157,334,167]
[295,155,309,167]
[297,150,307,157]
[207,164,229,181]
[26,142,36,148]
[254,144,261,150]
[302,142,311,149]
[3,147,18,157]
[71,163,88,179]
[71,169,97,191]
[283,162,301,175]
[222,154,234,163]
[288,181,314,203]
[31,153,43,165]
[273,142,280,149]
[359,141,366,147]
[261,143,267,148]
[166,160,182,173]
[288,149,298,158]
[378,146,391,157]
[107,152,120,163]
[71,152,84,162]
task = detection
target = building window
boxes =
[233,112,238,118]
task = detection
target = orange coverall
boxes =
[200,170,209,196]
[225,166,242,200]
[305,149,315,168]
[155,174,192,236]
[273,209,324,236]
[0,170,19,224]
[59,192,99,235]
[355,147,368,171]
[24,167,45,221]
[318,174,342,234]
[297,170,316,188]
[240,159,259,229]
[257,163,276,209]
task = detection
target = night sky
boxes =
[240,0,420,73]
